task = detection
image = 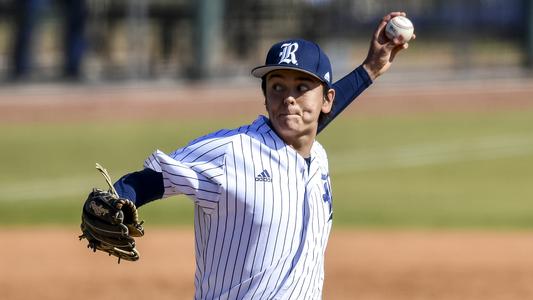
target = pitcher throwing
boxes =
[79,12,415,299]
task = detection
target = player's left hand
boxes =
[79,164,144,263]
[79,188,144,263]
[362,11,416,80]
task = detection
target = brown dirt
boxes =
[0,78,532,123]
[1,228,533,300]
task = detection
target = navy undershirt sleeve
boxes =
[113,168,164,208]
[318,65,373,133]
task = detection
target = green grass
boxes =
[322,111,533,229]
[1,110,533,228]
[0,119,243,226]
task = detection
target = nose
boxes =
[283,95,296,106]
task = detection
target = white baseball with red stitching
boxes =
[385,16,414,42]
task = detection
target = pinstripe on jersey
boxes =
[144,115,334,299]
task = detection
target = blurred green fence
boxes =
[0,0,530,82]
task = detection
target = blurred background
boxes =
[1,1,533,300]
[0,0,531,82]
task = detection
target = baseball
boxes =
[385,16,414,42]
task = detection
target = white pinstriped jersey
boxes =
[144,115,334,300]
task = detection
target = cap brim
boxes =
[251,65,327,86]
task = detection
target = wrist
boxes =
[362,62,378,81]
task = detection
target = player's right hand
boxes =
[362,11,416,80]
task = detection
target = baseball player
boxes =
[93,12,413,299]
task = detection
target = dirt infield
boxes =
[1,228,533,300]
[0,77,533,123]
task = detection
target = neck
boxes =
[265,118,317,157]
[277,127,317,158]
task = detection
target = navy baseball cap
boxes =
[251,39,333,88]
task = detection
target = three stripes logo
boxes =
[255,169,272,182]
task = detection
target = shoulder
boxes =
[312,140,330,169]
[312,140,327,158]
[169,128,237,162]
[170,116,269,161]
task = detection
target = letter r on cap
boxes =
[278,43,299,65]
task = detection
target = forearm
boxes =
[330,65,372,116]
[113,168,164,207]
[332,64,373,110]
[317,65,372,133]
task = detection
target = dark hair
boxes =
[261,77,332,125]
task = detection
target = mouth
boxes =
[279,111,301,117]
[278,114,300,122]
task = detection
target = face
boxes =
[265,69,334,143]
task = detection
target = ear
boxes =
[321,88,335,114]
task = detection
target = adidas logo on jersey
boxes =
[255,169,272,182]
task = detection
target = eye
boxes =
[297,84,310,92]
[272,83,284,92]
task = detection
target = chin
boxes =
[270,115,315,139]
[276,118,301,132]
[277,123,316,140]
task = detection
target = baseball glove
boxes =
[79,163,144,263]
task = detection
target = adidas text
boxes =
[255,176,272,182]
